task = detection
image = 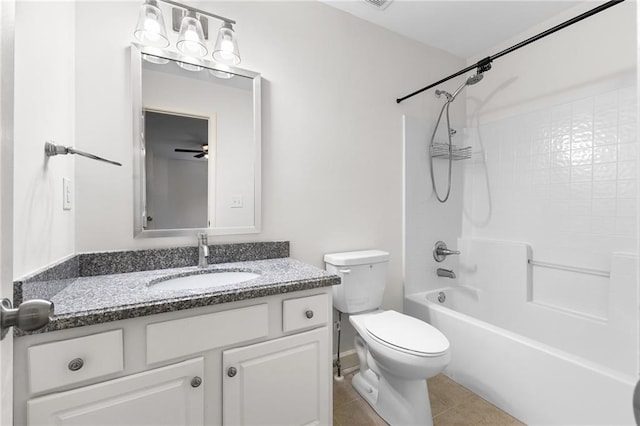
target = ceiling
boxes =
[321,0,583,58]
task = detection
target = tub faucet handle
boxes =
[433,241,460,262]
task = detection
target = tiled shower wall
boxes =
[462,85,638,319]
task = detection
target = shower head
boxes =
[442,72,485,103]
[466,73,484,85]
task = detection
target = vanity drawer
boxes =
[146,304,269,364]
[28,329,124,394]
[283,294,329,333]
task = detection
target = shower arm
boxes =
[396,0,625,104]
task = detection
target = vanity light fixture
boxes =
[177,61,203,72]
[176,10,207,58]
[209,69,233,79]
[142,53,170,65]
[134,0,241,65]
[134,0,170,48]
[213,22,240,65]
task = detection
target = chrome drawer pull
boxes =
[191,376,202,388]
[305,310,314,319]
[68,358,84,371]
[227,367,237,377]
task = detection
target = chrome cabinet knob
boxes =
[191,376,202,388]
[305,310,314,319]
[68,358,84,371]
[0,298,54,339]
[227,367,237,377]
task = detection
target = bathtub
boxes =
[405,287,637,425]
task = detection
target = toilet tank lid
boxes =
[324,250,390,266]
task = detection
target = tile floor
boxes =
[333,372,525,425]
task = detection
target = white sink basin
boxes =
[150,271,260,291]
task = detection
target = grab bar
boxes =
[527,259,610,278]
[45,142,122,167]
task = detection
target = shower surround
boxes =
[404,66,638,426]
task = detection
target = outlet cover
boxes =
[231,195,243,208]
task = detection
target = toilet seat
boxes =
[364,310,449,357]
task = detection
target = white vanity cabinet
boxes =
[223,327,329,426]
[13,288,332,426]
[28,357,205,425]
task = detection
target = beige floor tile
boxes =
[433,395,525,426]
[333,373,360,409]
[333,372,524,426]
[427,374,475,417]
[333,397,388,426]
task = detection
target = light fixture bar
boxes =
[172,8,208,39]
[157,0,235,25]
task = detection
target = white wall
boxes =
[71,1,464,329]
[465,2,637,124]
[403,114,465,296]
[13,2,75,279]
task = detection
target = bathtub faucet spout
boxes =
[436,268,456,279]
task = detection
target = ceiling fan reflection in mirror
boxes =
[174,144,208,158]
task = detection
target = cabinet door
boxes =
[223,327,330,426]
[27,357,204,426]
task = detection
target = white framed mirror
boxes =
[132,43,261,237]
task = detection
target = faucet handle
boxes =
[197,232,208,245]
[433,241,460,262]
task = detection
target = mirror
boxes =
[132,44,261,237]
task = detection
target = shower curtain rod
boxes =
[396,0,625,104]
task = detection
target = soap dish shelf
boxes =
[430,143,472,161]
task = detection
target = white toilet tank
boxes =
[324,250,389,314]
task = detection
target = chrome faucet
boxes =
[197,233,209,268]
[437,268,456,279]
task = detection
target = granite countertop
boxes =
[18,257,340,335]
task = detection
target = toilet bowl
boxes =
[325,250,450,426]
[349,310,450,425]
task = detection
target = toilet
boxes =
[325,250,450,426]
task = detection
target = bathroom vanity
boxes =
[12,244,338,425]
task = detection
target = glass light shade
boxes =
[213,22,240,65]
[176,14,208,58]
[209,69,234,79]
[142,54,169,65]
[134,1,169,48]
[176,61,203,72]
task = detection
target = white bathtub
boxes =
[405,287,637,425]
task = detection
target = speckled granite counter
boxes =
[18,258,339,335]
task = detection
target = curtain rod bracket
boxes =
[476,56,492,74]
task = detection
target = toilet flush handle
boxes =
[339,269,351,274]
